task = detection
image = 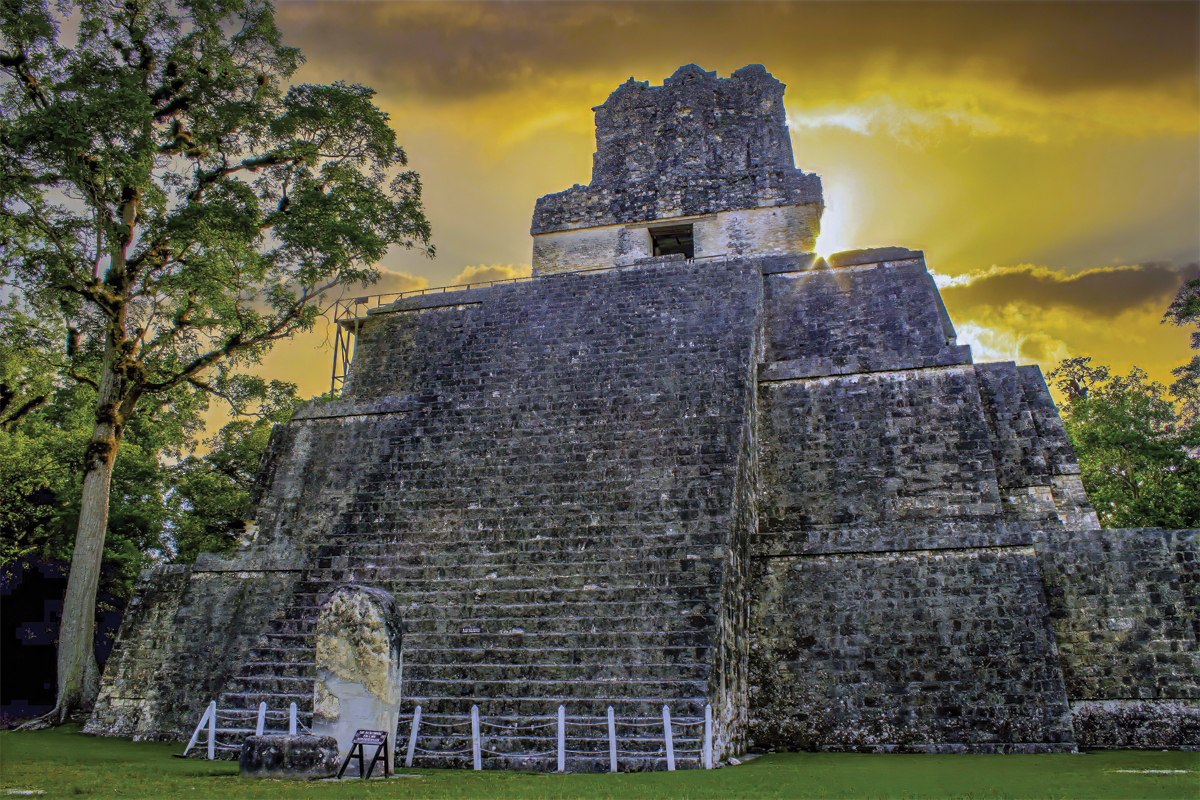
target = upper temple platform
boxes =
[531,64,824,275]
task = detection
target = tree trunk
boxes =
[42,349,126,725]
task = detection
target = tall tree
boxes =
[1049,358,1200,529]
[1,0,431,723]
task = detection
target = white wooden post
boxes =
[207,702,216,760]
[557,705,566,773]
[288,702,297,736]
[182,701,215,757]
[607,706,617,773]
[255,701,266,736]
[405,705,422,768]
[662,705,675,771]
[471,705,481,771]
[703,704,713,769]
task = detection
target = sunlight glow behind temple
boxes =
[811,179,857,259]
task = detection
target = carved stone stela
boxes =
[311,586,402,776]
[86,64,1199,766]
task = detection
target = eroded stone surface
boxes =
[240,735,339,780]
[531,64,823,274]
[1070,701,1200,750]
[312,586,402,775]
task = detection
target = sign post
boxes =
[337,729,390,780]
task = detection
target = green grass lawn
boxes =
[1,725,1196,799]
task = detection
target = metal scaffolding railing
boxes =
[328,275,535,395]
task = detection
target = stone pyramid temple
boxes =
[87,64,1198,765]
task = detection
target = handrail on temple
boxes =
[328,274,536,396]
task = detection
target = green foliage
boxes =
[1163,276,1200,423]
[1049,357,1200,529]
[1,0,431,434]
[1,0,429,713]
[0,307,300,596]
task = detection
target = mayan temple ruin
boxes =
[86,64,1198,767]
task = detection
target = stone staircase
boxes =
[215,528,717,770]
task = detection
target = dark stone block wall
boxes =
[1040,528,1197,700]
[757,365,1021,554]
[760,259,968,380]
[974,364,1097,528]
[1038,528,1199,749]
[748,254,1088,753]
[749,547,1075,753]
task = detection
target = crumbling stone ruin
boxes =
[86,64,1198,765]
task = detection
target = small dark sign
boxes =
[338,729,389,779]
[460,626,482,634]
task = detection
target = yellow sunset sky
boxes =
[244,1,1198,421]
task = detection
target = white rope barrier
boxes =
[479,720,556,731]
[419,703,707,771]
[185,700,716,770]
[415,719,471,729]
[181,700,316,760]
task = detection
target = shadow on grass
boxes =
[0,725,1196,799]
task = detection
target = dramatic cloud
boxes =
[277,2,1198,101]
[356,269,428,297]
[941,262,1200,318]
[942,262,1200,385]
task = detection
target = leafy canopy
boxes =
[1,0,431,427]
[1049,357,1200,529]
[2,0,432,720]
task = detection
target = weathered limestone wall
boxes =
[710,304,761,757]
[750,547,1075,752]
[532,206,821,276]
[1017,367,1100,530]
[747,249,1083,752]
[760,257,969,379]
[85,565,192,738]
[974,364,1099,529]
[758,365,1025,554]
